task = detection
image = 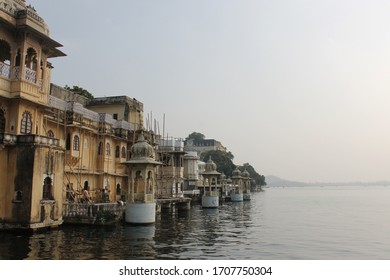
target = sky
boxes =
[29,0,390,183]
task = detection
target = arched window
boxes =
[47,130,54,138]
[16,191,23,201]
[73,135,80,151]
[25,48,38,83]
[84,181,89,191]
[115,145,120,158]
[98,141,103,155]
[43,177,53,200]
[0,108,5,133]
[0,39,11,78]
[121,146,126,158]
[116,183,121,195]
[20,111,32,134]
[106,142,111,155]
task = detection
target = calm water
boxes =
[1,186,389,260]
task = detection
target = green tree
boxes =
[200,150,236,177]
[185,132,205,142]
[240,163,267,186]
[64,85,94,99]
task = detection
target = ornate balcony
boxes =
[24,67,37,83]
[0,133,61,148]
[11,66,37,84]
[0,61,10,79]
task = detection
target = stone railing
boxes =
[204,190,219,196]
[11,66,37,84]
[1,133,60,147]
[24,67,37,83]
[128,193,155,203]
[0,133,18,144]
[0,61,10,78]
[63,202,122,217]
[63,203,125,225]
[13,66,20,80]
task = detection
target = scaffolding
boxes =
[45,95,137,204]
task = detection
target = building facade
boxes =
[156,138,185,198]
[0,1,148,230]
[0,0,66,230]
[184,138,227,156]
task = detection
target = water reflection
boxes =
[0,196,259,260]
[0,232,31,260]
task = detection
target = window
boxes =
[115,145,120,158]
[113,113,118,120]
[98,141,103,155]
[116,183,121,195]
[73,135,80,151]
[121,146,126,158]
[25,48,38,69]
[106,142,111,155]
[20,111,32,134]
[0,108,5,133]
[0,39,11,78]
[14,191,22,202]
[43,177,53,200]
[25,48,38,83]
[47,130,54,138]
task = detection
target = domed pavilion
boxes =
[124,131,161,224]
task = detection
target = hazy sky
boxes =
[30,0,390,182]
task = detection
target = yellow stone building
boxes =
[48,86,145,206]
[0,0,66,230]
[0,0,147,229]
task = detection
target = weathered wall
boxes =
[50,84,89,105]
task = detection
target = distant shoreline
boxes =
[265,175,390,188]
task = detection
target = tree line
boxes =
[186,132,266,186]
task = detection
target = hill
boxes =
[265,175,390,187]
[265,175,309,187]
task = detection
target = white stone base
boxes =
[125,202,156,224]
[202,195,219,208]
[230,193,244,202]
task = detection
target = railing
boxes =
[63,203,125,224]
[24,68,37,83]
[11,66,37,84]
[0,61,10,78]
[128,193,155,203]
[204,190,219,196]
[0,133,17,144]
[145,194,154,202]
[13,66,20,80]
[0,133,60,147]
[18,134,60,147]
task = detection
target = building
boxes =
[156,137,185,198]
[182,151,199,192]
[0,0,66,230]
[48,86,140,206]
[86,96,143,131]
[184,138,226,156]
[0,1,148,229]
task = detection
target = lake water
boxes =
[1,186,389,260]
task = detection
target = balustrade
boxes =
[24,67,37,83]
[10,66,38,84]
[63,203,124,218]
[13,66,20,80]
[0,61,10,78]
